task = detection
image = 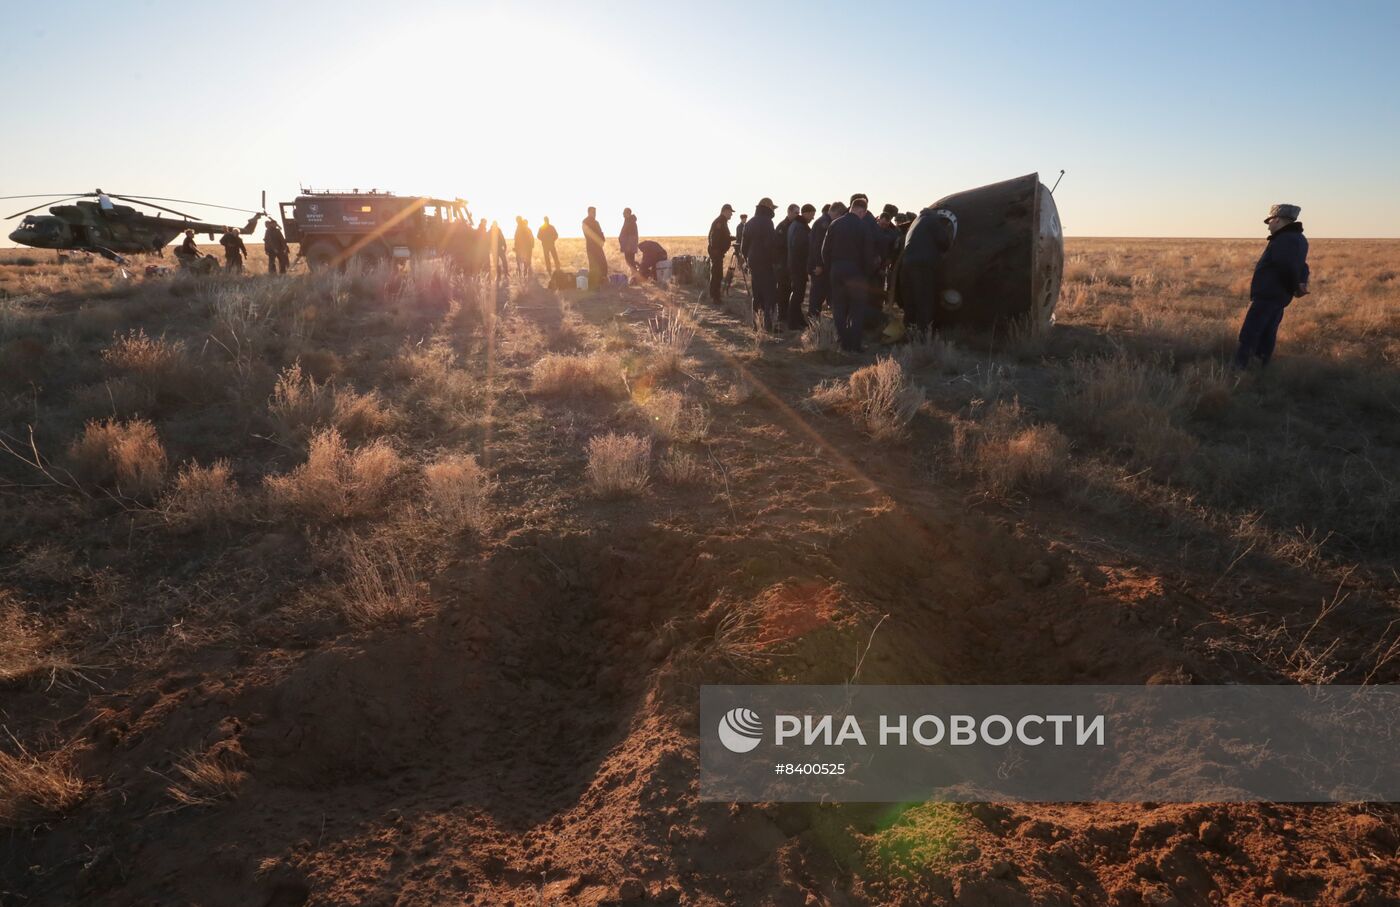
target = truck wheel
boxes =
[351,245,388,273]
[305,242,341,272]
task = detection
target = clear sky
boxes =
[2,0,1398,241]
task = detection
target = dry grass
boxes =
[166,746,246,808]
[269,362,398,442]
[811,357,926,441]
[659,449,709,485]
[161,460,242,528]
[335,534,423,625]
[586,432,651,495]
[67,418,168,498]
[799,317,839,352]
[952,401,1071,495]
[264,428,402,521]
[644,307,699,373]
[530,352,624,397]
[422,452,496,534]
[637,389,710,441]
[0,740,85,828]
[101,328,199,405]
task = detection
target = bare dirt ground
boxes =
[2,236,1398,905]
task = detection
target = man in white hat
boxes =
[1234,203,1309,369]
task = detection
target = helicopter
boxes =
[3,190,265,264]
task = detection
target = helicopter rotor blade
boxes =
[108,195,198,219]
[0,193,93,200]
[5,196,89,220]
[114,195,258,215]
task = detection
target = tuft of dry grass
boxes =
[644,307,699,374]
[264,428,402,521]
[0,740,86,828]
[799,317,839,352]
[161,460,242,529]
[269,362,398,442]
[530,352,624,397]
[659,449,709,485]
[637,389,711,441]
[1,592,51,686]
[336,535,423,625]
[586,432,651,495]
[166,746,246,808]
[422,452,496,534]
[952,401,1071,495]
[67,418,168,498]
[811,357,926,441]
[101,328,200,405]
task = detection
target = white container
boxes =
[656,259,673,286]
[575,274,588,290]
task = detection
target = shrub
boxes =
[638,390,710,441]
[952,401,1070,495]
[530,352,624,397]
[161,460,241,528]
[336,535,423,625]
[811,357,925,441]
[644,308,698,373]
[264,428,402,521]
[422,453,495,533]
[101,329,197,404]
[270,362,397,441]
[659,450,709,485]
[799,317,839,352]
[67,418,168,498]
[586,432,650,495]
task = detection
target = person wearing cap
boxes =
[740,198,780,330]
[219,226,248,274]
[582,206,607,290]
[821,198,876,352]
[179,228,199,258]
[707,204,735,303]
[784,204,816,330]
[1234,204,1310,369]
[897,207,958,337]
[807,203,833,320]
[264,218,291,275]
[619,207,639,274]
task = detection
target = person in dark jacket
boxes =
[489,221,510,284]
[637,239,668,281]
[219,227,248,273]
[707,203,735,303]
[619,208,639,273]
[821,199,875,352]
[773,204,798,321]
[740,198,779,330]
[263,220,291,274]
[784,204,816,329]
[582,207,607,290]
[807,203,832,319]
[897,207,958,337]
[1234,204,1310,368]
[537,217,561,274]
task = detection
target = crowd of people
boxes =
[709,194,957,352]
[164,195,1310,370]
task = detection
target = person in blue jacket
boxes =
[821,198,876,352]
[1234,203,1310,369]
[897,207,958,337]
